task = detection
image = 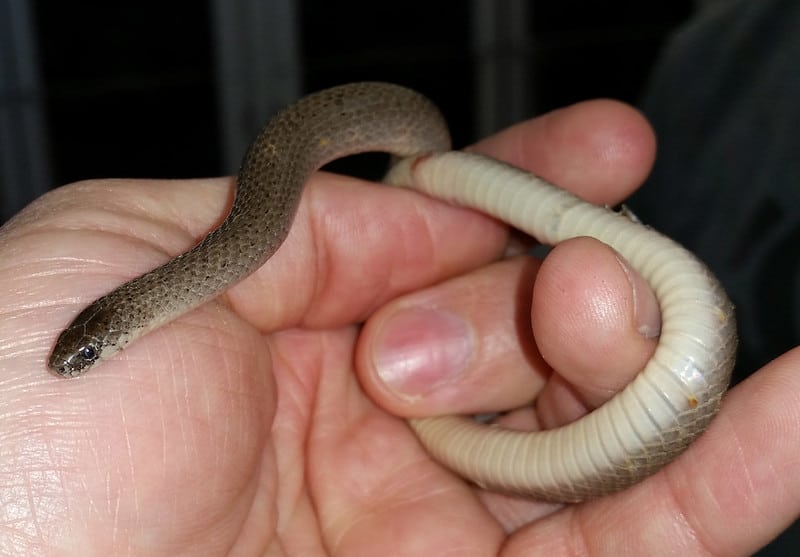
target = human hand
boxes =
[0,99,796,556]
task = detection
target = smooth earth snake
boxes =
[49,82,737,502]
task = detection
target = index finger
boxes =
[470,98,656,205]
[230,98,657,332]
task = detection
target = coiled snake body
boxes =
[49,82,737,502]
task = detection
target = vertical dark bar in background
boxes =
[0,0,51,221]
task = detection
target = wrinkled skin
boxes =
[0,100,797,556]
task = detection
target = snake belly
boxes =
[49,82,737,502]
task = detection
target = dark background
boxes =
[31,1,689,191]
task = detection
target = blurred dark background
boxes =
[2,0,691,220]
[1,1,797,553]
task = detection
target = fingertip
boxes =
[471,99,656,205]
[532,237,658,410]
[367,306,475,406]
[358,258,546,418]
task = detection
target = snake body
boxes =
[49,82,737,502]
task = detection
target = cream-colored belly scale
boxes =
[49,82,736,503]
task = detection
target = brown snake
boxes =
[49,82,737,502]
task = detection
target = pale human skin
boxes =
[0,100,797,556]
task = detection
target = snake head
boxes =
[48,302,122,378]
[48,325,104,378]
[48,285,142,377]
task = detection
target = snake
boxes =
[49,82,737,502]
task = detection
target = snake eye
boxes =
[80,345,98,363]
